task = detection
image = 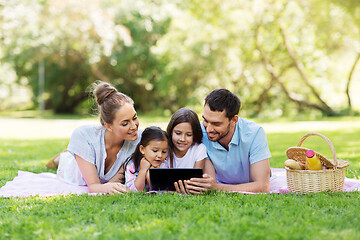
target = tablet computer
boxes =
[149,168,203,191]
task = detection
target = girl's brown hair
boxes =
[166,108,203,167]
[93,81,134,125]
[122,126,169,173]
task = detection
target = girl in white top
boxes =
[57,81,141,194]
[166,108,208,169]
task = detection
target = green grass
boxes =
[1,123,360,239]
[1,192,360,239]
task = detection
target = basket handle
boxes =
[297,132,338,166]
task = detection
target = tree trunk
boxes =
[280,28,337,116]
[254,27,337,115]
[346,52,360,111]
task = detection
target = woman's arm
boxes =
[76,155,129,194]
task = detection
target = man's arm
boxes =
[203,158,216,178]
[184,159,270,194]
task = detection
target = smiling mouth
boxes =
[176,143,187,147]
[128,131,137,136]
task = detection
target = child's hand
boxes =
[140,158,152,171]
[146,169,151,186]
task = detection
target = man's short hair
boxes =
[204,89,241,119]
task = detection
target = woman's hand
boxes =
[103,182,130,194]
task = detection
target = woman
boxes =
[57,81,142,194]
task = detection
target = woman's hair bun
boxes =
[93,81,118,105]
[91,80,134,126]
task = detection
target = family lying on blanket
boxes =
[55,81,271,194]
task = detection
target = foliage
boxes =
[167,0,360,117]
[1,0,360,117]
[0,0,172,113]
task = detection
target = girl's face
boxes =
[172,122,193,157]
[140,140,168,168]
[106,103,140,141]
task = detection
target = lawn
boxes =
[1,120,360,239]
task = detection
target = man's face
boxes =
[202,104,232,142]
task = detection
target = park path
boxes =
[1,117,360,139]
[0,117,167,139]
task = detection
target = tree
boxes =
[1,0,132,113]
[158,0,360,117]
[252,0,360,116]
[1,0,359,117]
[330,0,360,114]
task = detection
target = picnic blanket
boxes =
[0,171,90,197]
[1,168,360,197]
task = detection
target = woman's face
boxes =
[140,140,168,168]
[171,122,193,158]
[106,102,139,141]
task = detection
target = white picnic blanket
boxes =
[1,168,359,197]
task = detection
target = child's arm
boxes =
[134,158,151,191]
[125,162,139,191]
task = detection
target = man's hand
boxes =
[174,174,218,194]
[187,174,217,193]
[174,180,189,194]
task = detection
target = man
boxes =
[175,89,271,193]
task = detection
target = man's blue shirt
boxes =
[201,118,271,184]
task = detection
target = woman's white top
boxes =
[169,143,207,168]
[57,125,142,186]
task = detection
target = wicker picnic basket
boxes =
[285,133,349,193]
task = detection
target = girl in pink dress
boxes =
[123,126,169,191]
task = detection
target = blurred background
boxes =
[1,0,359,120]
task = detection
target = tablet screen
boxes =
[149,168,203,191]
